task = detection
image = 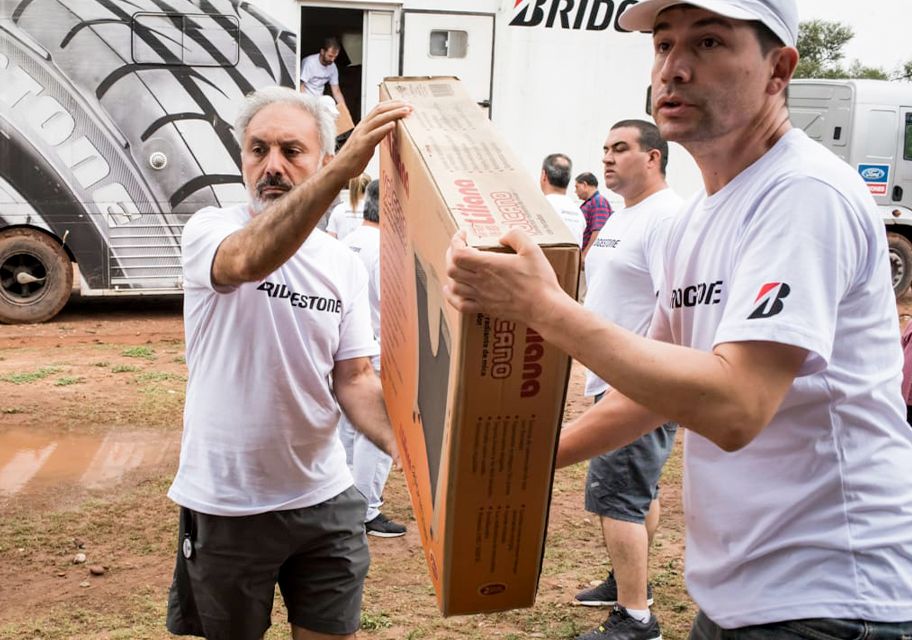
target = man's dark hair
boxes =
[321,36,341,51]
[749,20,784,55]
[611,119,669,175]
[363,179,380,223]
[575,172,598,187]
[542,153,572,189]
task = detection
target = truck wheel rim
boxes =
[0,251,49,305]
[891,252,904,287]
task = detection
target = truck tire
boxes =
[0,228,73,324]
[4,0,297,294]
[888,232,912,297]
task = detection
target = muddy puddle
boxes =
[0,429,179,498]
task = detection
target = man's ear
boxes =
[768,46,798,97]
[648,148,662,170]
[322,153,334,168]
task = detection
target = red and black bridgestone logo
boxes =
[748,282,791,319]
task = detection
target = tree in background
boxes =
[794,19,908,81]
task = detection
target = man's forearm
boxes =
[336,374,397,459]
[215,162,347,285]
[534,293,804,451]
[558,390,666,467]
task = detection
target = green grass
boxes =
[54,376,84,386]
[93,361,111,368]
[112,364,140,373]
[360,611,394,631]
[135,372,185,384]
[0,367,61,384]
[121,346,156,360]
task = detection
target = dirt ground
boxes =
[1,290,910,639]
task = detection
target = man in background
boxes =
[339,179,407,538]
[572,120,681,640]
[541,153,586,248]
[575,172,613,257]
[300,36,350,116]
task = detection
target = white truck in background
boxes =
[1,0,707,324]
[788,79,912,295]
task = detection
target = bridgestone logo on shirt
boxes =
[594,237,620,249]
[670,281,724,309]
[256,282,342,313]
[748,282,790,319]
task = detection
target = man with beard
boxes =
[166,86,410,640]
[445,1,912,639]
[300,37,350,116]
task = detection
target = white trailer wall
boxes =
[250,0,703,202]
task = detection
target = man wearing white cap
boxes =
[444,1,912,639]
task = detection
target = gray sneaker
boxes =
[574,572,654,607]
[365,512,406,538]
[576,605,662,640]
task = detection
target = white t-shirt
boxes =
[299,53,338,97]
[168,204,378,516]
[327,199,365,240]
[545,193,586,248]
[583,188,681,397]
[648,129,912,627]
[343,224,381,370]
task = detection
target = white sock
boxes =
[624,607,651,624]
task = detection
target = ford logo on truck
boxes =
[861,166,887,181]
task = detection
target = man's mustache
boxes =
[256,173,293,197]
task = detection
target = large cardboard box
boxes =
[379,77,580,616]
[336,100,355,136]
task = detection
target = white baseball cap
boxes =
[618,0,798,48]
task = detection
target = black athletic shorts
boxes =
[166,485,370,640]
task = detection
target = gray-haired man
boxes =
[166,87,410,640]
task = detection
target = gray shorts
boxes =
[166,485,370,640]
[584,396,677,523]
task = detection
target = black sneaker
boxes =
[576,606,662,640]
[365,513,406,538]
[574,572,654,607]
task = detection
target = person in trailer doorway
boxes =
[300,36,350,115]
[445,1,912,639]
[574,171,614,258]
[166,86,411,640]
[572,120,682,640]
[339,179,407,538]
[541,152,587,249]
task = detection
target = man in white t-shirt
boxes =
[339,179,407,538]
[166,86,411,640]
[540,152,586,248]
[299,36,349,114]
[445,1,912,639]
[572,120,682,640]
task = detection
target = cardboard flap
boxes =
[382,77,578,250]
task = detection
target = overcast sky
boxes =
[799,0,911,73]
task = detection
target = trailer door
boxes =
[401,11,494,115]
[896,109,912,209]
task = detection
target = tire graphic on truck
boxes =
[0,0,297,322]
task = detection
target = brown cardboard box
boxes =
[335,101,355,135]
[378,77,580,616]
